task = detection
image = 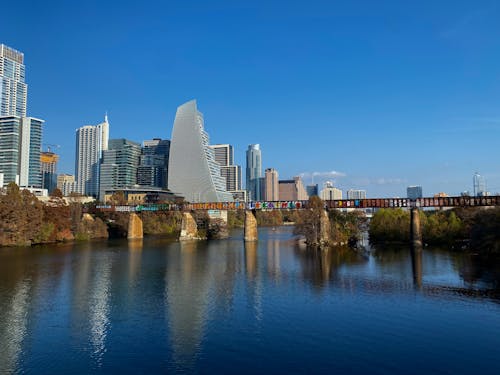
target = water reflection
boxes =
[244,241,263,321]
[411,247,423,289]
[165,241,210,370]
[128,239,143,285]
[0,278,31,373]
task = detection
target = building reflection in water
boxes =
[89,253,113,366]
[0,278,31,373]
[70,243,113,368]
[267,239,281,282]
[165,240,211,370]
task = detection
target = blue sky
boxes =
[2,0,499,197]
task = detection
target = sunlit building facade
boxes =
[0,44,27,117]
[168,100,233,202]
[75,115,109,197]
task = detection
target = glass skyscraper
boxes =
[99,138,141,200]
[246,144,262,201]
[0,116,43,187]
[137,138,170,189]
[0,44,27,117]
[168,100,233,202]
[75,115,109,197]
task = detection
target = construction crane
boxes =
[43,144,61,153]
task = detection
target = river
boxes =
[0,226,499,374]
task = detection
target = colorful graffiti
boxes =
[94,196,500,213]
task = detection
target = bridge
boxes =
[94,195,500,243]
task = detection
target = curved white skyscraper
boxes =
[168,100,233,202]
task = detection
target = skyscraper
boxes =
[0,116,43,187]
[279,176,308,201]
[264,168,279,201]
[473,172,488,197]
[137,138,170,189]
[210,144,242,193]
[0,44,27,117]
[320,181,342,200]
[75,115,109,197]
[306,184,318,198]
[407,185,423,200]
[346,189,366,200]
[99,138,141,200]
[168,100,233,202]
[57,174,76,196]
[40,151,59,193]
[246,144,262,201]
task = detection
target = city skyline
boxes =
[1,1,499,197]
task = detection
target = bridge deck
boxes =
[95,195,500,212]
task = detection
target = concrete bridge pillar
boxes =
[180,212,201,240]
[319,209,331,247]
[410,207,423,250]
[128,213,143,240]
[244,210,258,242]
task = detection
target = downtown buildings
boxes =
[246,144,263,201]
[168,100,233,202]
[74,115,109,197]
[0,44,44,188]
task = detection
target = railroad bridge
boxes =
[95,195,500,243]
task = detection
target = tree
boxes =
[294,196,327,247]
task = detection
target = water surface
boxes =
[0,227,499,374]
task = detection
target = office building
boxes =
[0,115,43,187]
[320,181,342,200]
[346,189,366,200]
[306,184,318,198]
[168,100,233,202]
[279,176,308,201]
[137,138,170,189]
[210,144,242,193]
[57,174,76,196]
[99,138,141,200]
[0,44,27,117]
[473,172,489,197]
[264,168,279,201]
[210,144,233,166]
[407,185,423,200]
[75,115,109,197]
[246,144,262,201]
[40,151,59,193]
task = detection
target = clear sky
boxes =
[2,0,499,197]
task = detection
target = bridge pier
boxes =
[410,207,423,250]
[319,209,331,247]
[128,213,143,240]
[180,212,202,240]
[244,210,258,242]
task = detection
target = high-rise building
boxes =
[168,100,233,202]
[137,138,170,189]
[210,144,233,166]
[264,168,279,201]
[320,181,342,200]
[40,151,59,193]
[57,174,76,196]
[279,176,308,201]
[473,172,488,197]
[99,138,141,200]
[407,185,423,200]
[75,115,109,197]
[0,115,43,187]
[246,144,262,201]
[306,184,318,198]
[346,189,366,200]
[0,44,27,117]
[210,144,242,193]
